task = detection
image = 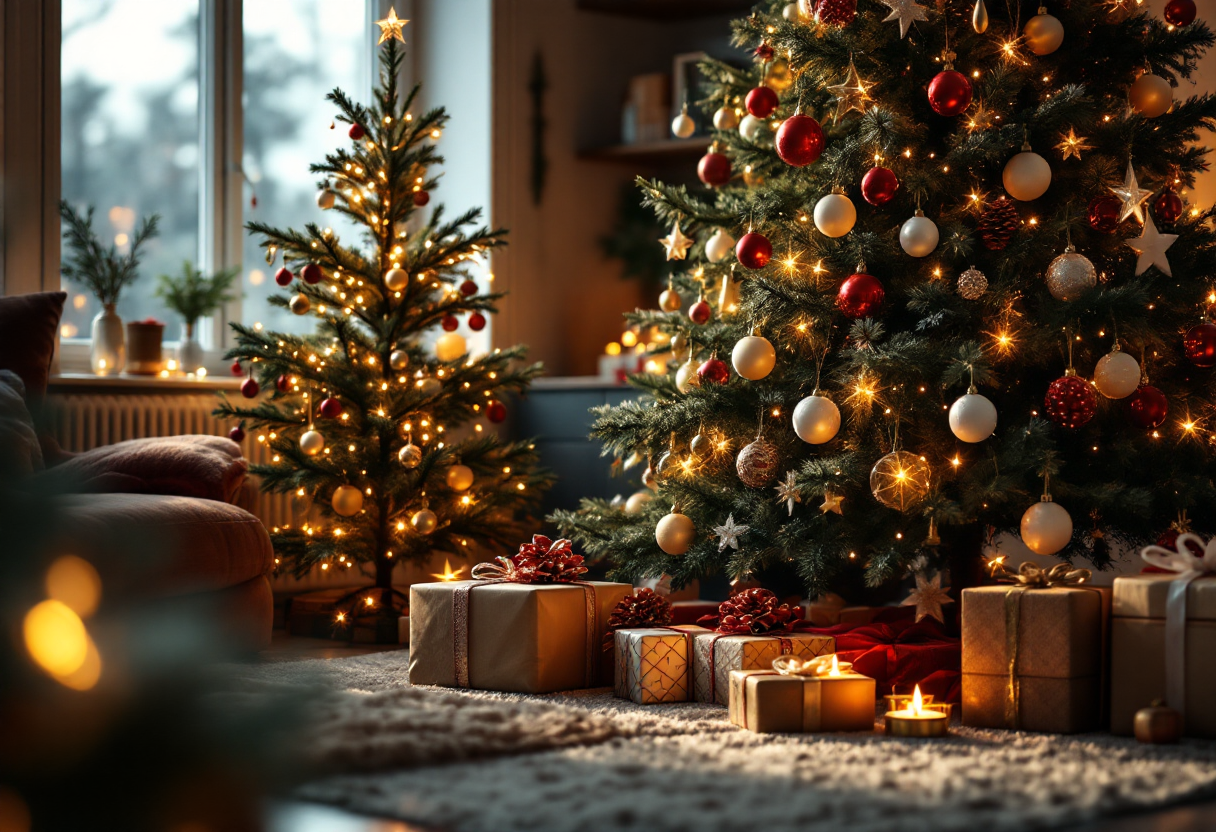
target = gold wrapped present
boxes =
[729,655,877,733]
[613,626,705,704]
[692,630,835,705]
[961,563,1109,734]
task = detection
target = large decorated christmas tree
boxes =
[555,0,1215,597]
[218,9,552,615]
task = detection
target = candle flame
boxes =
[912,685,923,715]
[830,654,840,676]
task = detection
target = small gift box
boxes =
[613,626,706,704]
[1111,534,1216,738]
[729,654,877,733]
[961,562,1109,733]
[408,536,631,693]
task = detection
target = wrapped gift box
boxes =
[961,585,1108,733]
[409,580,631,693]
[1111,574,1216,738]
[729,667,877,733]
[613,625,705,704]
[691,631,835,705]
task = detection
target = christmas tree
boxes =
[217,9,552,614]
[555,0,1216,598]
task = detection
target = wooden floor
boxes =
[262,632,1216,832]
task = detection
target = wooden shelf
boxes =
[578,137,708,164]
[576,0,753,21]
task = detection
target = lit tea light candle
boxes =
[884,685,950,738]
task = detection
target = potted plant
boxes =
[59,202,160,375]
[154,261,241,372]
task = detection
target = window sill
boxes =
[48,373,244,394]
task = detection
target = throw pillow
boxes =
[0,292,66,398]
[0,369,44,473]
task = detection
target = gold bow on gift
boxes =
[470,556,520,581]
[989,560,1091,587]
[771,654,852,677]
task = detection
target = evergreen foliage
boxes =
[59,201,160,306]
[155,261,241,326]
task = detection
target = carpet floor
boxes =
[239,650,1216,832]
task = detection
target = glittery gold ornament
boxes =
[736,436,780,488]
[289,293,311,315]
[870,451,931,511]
[957,267,988,300]
[1046,245,1096,301]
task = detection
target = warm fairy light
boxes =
[335,611,346,623]
[621,331,638,347]
[951,455,961,467]
[364,596,375,607]
[812,260,827,277]
[782,255,799,272]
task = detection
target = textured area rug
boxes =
[242,650,1216,832]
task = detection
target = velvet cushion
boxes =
[0,370,43,472]
[0,292,66,398]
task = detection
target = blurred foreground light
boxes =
[23,599,101,689]
[45,555,102,617]
[0,787,31,832]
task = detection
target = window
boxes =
[59,0,375,353]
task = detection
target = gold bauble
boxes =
[398,443,422,468]
[624,490,652,515]
[411,508,438,534]
[390,349,410,370]
[659,288,682,312]
[331,484,364,517]
[435,332,467,362]
[446,464,474,491]
[736,437,780,488]
[289,293,311,315]
[1023,11,1064,56]
[385,267,408,292]
[764,59,793,93]
[1130,73,1173,118]
[869,451,931,511]
[656,509,696,555]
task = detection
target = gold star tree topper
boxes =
[376,7,409,44]
[659,220,694,261]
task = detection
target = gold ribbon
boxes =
[470,556,520,581]
[771,654,852,677]
[990,560,1092,588]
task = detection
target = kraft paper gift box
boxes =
[613,626,706,704]
[961,584,1108,733]
[1110,574,1216,738]
[729,666,877,733]
[691,631,836,705]
[409,580,631,693]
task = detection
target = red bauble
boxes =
[319,397,343,419]
[413,191,430,207]
[927,70,973,117]
[228,425,245,442]
[274,267,294,286]
[1153,188,1184,224]
[1164,0,1197,26]
[736,232,772,270]
[468,312,487,332]
[441,314,459,332]
[1044,375,1097,429]
[1087,194,1122,234]
[689,300,712,325]
[460,279,478,296]
[861,167,899,206]
[836,271,885,319]
[1184,322,1216,367]
[1128,384,1169,428]
[697,357,730,385]
[775,115,825,167]
[230,360,243,377]
[276,374,290,392]
[815,0,856,26]
[240,378,260,399]
[486,400,507,423]
[698,151,732,187]
[300,263,322,284]
[348,123,365,140]
[745,86,779,119]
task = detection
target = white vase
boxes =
[90,304,125,375]
[177,322,205,374]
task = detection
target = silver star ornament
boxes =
[1110,160,1153,225]
[774,471,802,516]
[712,513,751,552]
[902,571,954,623]
[659,220,694,261]
[880,0,929,38]
[1125,213,1178,277]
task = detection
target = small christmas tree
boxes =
[218,9,552,618]
[555,1,1216,598]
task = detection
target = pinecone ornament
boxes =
[978,196,1019,251]
[714,587,800,634]
[510,535,588,584]
[604,587,674,648]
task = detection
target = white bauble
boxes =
[783,2,803,21]
[739,114,765,142]
[331,484,364,517]
[1094,349,1141,399]
[1003,151,1052,201]
[813,193,857,238]
[435,332,467,362]
[948,392,998,443]
[1023,11,1064,55]
[299,429,325,456]
[316,189,336,210]
[1020,499,1073,555]
[899,211,940,258]
[418,377,443,396]
[705,228,736,263]
[385,267,408,292]
[656,509,696,555]
[446,464,474,491]
[671,111,696,139]
[411,508,438,534]
[792,394,841,444]
[625,490,652,515]
[714,106,740,131]
[1130,73,1172,118]
[390,349,410,371]
[398,443,422,468]
[675,356,701,393]
[731,335,776,380]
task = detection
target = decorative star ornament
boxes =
[659,220,694,261]
[966,101,994,132]
[774,471,802,516]
[827,58,872,123]
[902,571,954,623]
[819,489,844,515]
[430,558,466,582]
[1110,160,1153,224]
[879,0,929,38]
[1056,127,1093,161]
[712,513,751,552]
[376,7,409,44]
[1125,213,1178,276]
